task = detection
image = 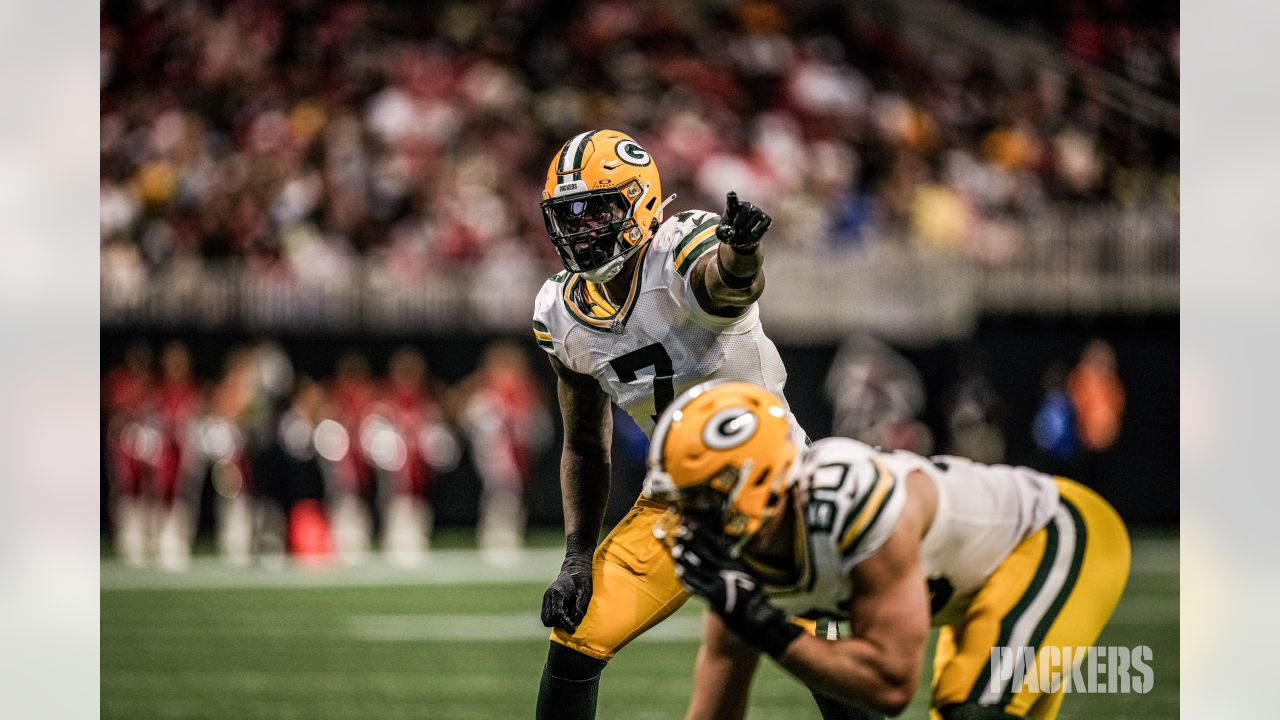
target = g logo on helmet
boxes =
[702,407,758,450]
[615,140,651,167]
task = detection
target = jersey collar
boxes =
[561,243,650,332]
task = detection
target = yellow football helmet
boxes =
[643,381,804,552]
[540,130,668,282]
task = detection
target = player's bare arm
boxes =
[673,486,931,716]
[685,611,761,720]
[539,355,613,633]
[776,506,932,715]
[690,192,771,317]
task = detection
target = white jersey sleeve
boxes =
[531,272,578,370]
[765,437,918,620]
[805,438,917,569]
[769,438,1060,626]
[653,209,757,331]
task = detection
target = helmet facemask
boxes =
[541,181,649,278]
[649,458,793,558]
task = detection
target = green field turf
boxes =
[102,533,1178,719]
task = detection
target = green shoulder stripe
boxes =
[673,215,720,258]
[835,465,883,553]
[676,237,719,276]
[845,479,899,556]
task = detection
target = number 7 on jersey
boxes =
[609,343,675,424]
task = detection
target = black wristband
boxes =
[564,532,596,562]
[729,240,760,256]
[717,256,758,289]
[719,270,758,290]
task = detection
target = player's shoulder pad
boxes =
[802,436,880,467]
[802,437,906,564]
[531,271,568,354]
[653,209,721,278]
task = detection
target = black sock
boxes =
[535,642,607,720]
[812,690,885,720]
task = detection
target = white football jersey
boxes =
[766,438,1060,627]
[532,210,790,436]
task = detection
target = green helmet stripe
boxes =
[557,130,596,181]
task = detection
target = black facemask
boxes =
[541,189,635,273]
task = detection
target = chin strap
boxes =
[582,241,643,284]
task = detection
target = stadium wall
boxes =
[101,311,1177,531]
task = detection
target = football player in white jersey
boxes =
[531,130,831,719]
[645,381,1131,720]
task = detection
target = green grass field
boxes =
[102,532,1178,719]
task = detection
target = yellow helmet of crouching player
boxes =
[643,381,804,551]
[540,130,666,283]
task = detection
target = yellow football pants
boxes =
[548,496,833,662]
[930,478,1131,719]
[549,497,691,661]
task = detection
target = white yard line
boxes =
[101,538,1178,592]
[346,613,706,643]
[340,593,1176,646]
[100,548,565,591]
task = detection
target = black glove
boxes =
[715,191,772,255]
[672,519,802,657]
[541,533,595,633]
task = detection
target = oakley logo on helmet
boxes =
[702,407,758,450]
[616,140,651,166]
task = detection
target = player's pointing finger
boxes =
[725,191,740,220]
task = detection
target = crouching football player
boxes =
[645,381,1131,719]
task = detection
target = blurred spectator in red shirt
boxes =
[363,347,456,566]
[154,342,201,503]
[193,348,259,567]
[104,341,152,423]
[148,342,205,570]
[104,341,154,567]
[456,342,552,563]
[326,351,377,561]
[330,352,376,493]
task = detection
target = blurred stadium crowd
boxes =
[100,0,1178,289]
[964,0,1177,97]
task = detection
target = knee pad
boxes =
[938,702,1021,720]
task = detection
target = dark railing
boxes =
[102,205,1177,342]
